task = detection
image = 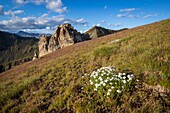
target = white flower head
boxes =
[122,80,127,84]
[104,79,108,83]
[118,73,122,76]
[103,83,106,86]
[99,76,103,81]
[108,89,112,92]
[109,82,113,85]
[94,88,97,91]
[107,92,110,96]
[100,81,104,84]
[116,90,121,93]
[128,77,133,81]
[111,86,114,89]
[123,76,126,79]
[90,80,93,85]
[93,75,97,79]
[127,74,131,78]
[123,73,126,75]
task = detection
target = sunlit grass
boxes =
[0,19,170,112]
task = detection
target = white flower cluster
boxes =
[87,66,135,96]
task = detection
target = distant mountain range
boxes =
[0,30,38,72]
[17,31,51,38]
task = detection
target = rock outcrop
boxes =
[84,26,116,38]
[38,23,89,57]
[32,51,38,60]
[85,26,128,39]
[38,35,51,57]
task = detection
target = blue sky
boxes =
[0,0,170,34]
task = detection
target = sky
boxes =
[0,0,170,34]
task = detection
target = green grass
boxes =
[0,19,170,113]
[93,44,120,58]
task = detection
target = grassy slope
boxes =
[0,19,170,113]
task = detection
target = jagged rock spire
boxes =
[38,23,89,57]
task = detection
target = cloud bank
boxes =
[120,8,137,12]
[14,0,67,13]
[0,14,88,32]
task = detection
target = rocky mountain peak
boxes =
[38,23,89,57]
[85,26,116,39]
[59,23,72,28]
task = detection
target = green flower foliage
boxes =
[83,66,137,97]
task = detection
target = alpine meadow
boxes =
[0,0,170,113]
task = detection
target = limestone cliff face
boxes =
[38,23,89,57]
[38,35,51,57]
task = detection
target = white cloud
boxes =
[23,28,54,34]
[14,0,45,5]
[76,18,84,23]
[128,14,138,18]
[108,23,111,26]
[144,14,157,18]
[116,13,127,18]
[75,18,89,27]
[117,8,138,18]
[14,0,67,13]
[14,0,27,4]
[83,24,88,27]
[41,13,48,18]
[96,23,100,27]
[144,15,151,18]
[55,15,66,22]
[14,10,24,14]
[0,15,64,30]
[99,20,106,23]
[108,23,122,27]
[45,0,67,13]
[4,10,24,16]
[30,0,45,5]
[80,30,83,33]
[0,14,88,33]
[0,5,4,15]
[116,13,138,18]
[114,23,122,27]
[64,18,88,26]
[120,8,136,12]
